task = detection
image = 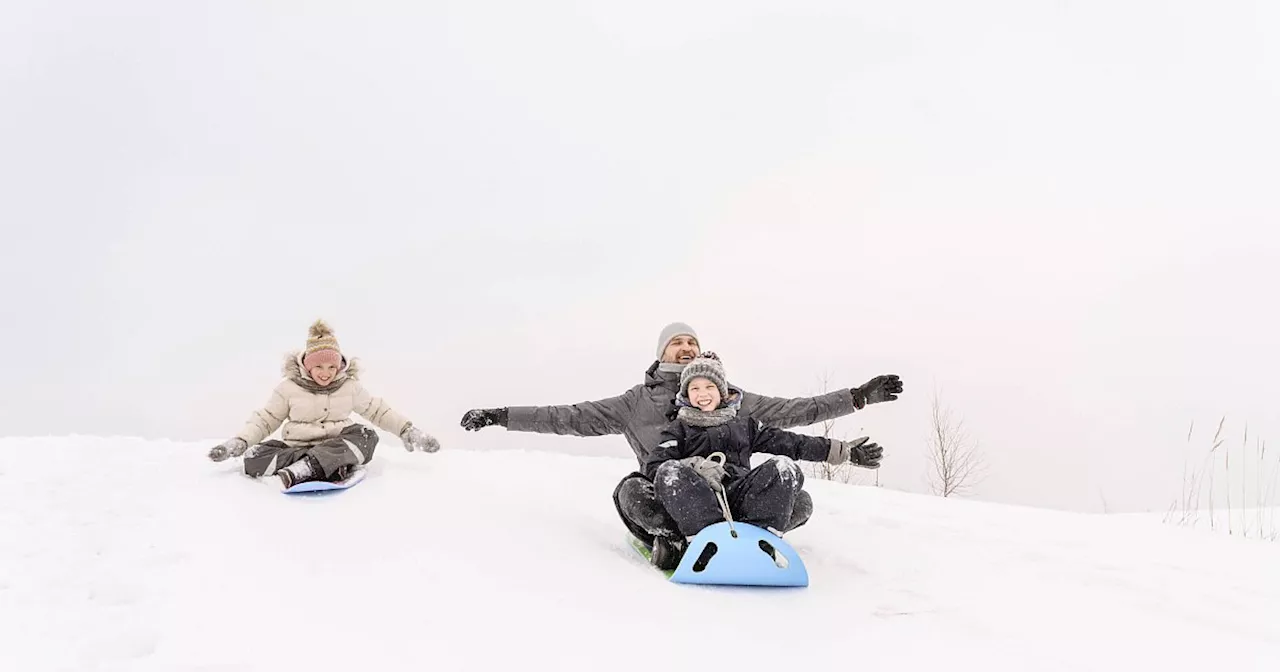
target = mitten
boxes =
[401,425,440,453]
[208,437,249,462]
[679,454,728,493]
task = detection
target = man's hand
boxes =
[460,408,509,431]
[850,375,903,409]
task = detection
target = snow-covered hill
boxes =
[3,436,1279,671]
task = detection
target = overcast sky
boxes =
[2,0,1277,513]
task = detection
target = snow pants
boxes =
[242,424,379,481]
[615,456,811,543]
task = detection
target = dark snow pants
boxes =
[242,424,379,481]
[615,456,811,542]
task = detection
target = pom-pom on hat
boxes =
[302,319,342,370]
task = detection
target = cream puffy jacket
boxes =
[236,354,413,447]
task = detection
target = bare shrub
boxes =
[926,388,985,498]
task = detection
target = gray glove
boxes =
[400,425,440,453]
[679,454,728,493]
[208,438,249,462]
[827,437,883,469]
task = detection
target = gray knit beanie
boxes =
[680,353,728,400]
[655,322,699,360]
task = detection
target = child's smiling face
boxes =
[686,377,721,411]
[308,362,339,387]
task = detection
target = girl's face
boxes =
[687,377,721,411]
[308,362,339,387]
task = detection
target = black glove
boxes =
[850,374,903,410]
[460,408,509,431]
[828,436,883,469]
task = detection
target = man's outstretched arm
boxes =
[740,374,902,429]
[461,387,637,437]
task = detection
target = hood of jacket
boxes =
[645,360,735,391]
[644,360,682,392]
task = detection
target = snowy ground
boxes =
[3,436,1280,672]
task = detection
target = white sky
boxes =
[2,0,1278,513]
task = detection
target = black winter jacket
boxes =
[643,408,832,482]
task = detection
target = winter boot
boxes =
[278,456,321,489]
[650,534,687,571]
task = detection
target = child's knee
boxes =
[654,459,703,493]
[244,453,281,477]
[767,455,797,471]
[351,424,379,446]
[654,460,682,485]
[766,456,803,488]
[615,473,654,506]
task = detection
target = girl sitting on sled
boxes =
[208,319,438,487]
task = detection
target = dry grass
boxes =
[1165,416,1278,541]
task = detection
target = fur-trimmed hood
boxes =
[234,351,412,448]
[283,351,362,393]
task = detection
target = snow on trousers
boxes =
[651,456,807,537]
[613,471,812,544]
[242,424,379,479]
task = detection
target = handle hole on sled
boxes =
[691,543,718,572]
[758,540,789,569]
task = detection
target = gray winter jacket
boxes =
[506,361,857,467]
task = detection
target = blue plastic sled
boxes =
[282,467,367,495]
[670,522,809,587]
